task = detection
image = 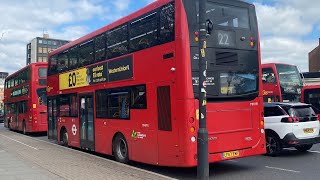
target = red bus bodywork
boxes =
[47,0,265,167]
[262,63,303,103]
[4,63,48,133]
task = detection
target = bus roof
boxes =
[5,62,48,80]
[49,0,173,57]
[262,62,298,67]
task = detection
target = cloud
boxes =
[254,1,320,72]
[0,0,104,74]
[112,0,131,11]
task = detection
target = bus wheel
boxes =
[61,129,69,147]
[22,121,27,135]
[113,134,129,163]
[295,144,313,152]
[266,133,282,156]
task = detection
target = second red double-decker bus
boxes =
[262,63,303,103]
[47,0,265,167]
[4,62,48,134]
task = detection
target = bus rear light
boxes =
[190,127,195,133]
[260,120,264,127]
[191,136,196,142]
[194,31,199,42]
[250,37,254,47]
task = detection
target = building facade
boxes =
[309,39,320,72]
[26,34,70,65]
[0,72,9,110]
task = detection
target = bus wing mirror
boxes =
[206,19,213,35]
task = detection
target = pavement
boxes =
[0,123,174,180]
[2,122,320,180]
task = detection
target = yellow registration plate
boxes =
[222,151,240,159]
[303,128,314,134]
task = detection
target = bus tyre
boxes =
[266,133,282,156]
[61,130,68,147]
[113,134,129,164]
[22,122,27,135]
[295,144,313,152]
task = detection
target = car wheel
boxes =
[266,133,282,156]
[113,134,129,164]
[295,144,313,152]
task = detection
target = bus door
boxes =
[15,103,19,130]
[156,82,179,165]
[79,94,95,150]
[48,98,58,140]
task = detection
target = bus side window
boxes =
[131,85,147,109]
[262,68,276,84]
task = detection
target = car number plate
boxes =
[222,151,240,159]
[303,128,314,134]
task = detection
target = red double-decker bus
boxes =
[4,63,48,134]
[47,0,265,167]
[262,63,303,103]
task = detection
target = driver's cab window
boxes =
[262,68,276,84]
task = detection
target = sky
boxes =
[0,0,319,74]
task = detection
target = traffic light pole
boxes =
[197,0,209,179]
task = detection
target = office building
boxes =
[26,34,70,65]
[309,39,320,72]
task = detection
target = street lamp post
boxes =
[197,0,209,179]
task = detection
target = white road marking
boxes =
[0,134,38,150]
[265,166,300,173]
[308,150,320,154]
[286,148,320,154]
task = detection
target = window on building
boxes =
[43,57,48,62]
[43,47,48,54]
[39,39,43,44]
[43,40,47,44]
[38,47,43,53]
[53,41,57,45]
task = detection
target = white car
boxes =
[264,102,320,156]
